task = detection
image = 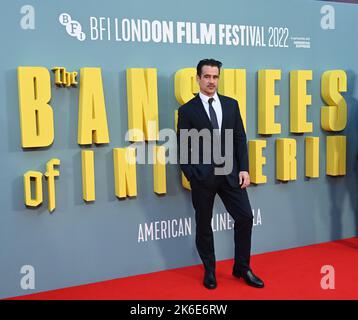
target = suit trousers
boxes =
[190,174,253,273]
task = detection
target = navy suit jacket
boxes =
[177,93,248,188]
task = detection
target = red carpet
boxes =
[10,237,358,300]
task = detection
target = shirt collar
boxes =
[199,92,219,104]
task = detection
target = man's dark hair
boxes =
[197,59,222,77]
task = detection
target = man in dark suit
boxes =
[177,59,264,289]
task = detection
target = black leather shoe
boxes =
[203,271,217,289]
[233,269,264,288]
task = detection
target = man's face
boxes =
[197,65,220,96]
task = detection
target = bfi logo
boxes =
[59,13,86,41]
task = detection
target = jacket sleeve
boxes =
[234,101,249,172]
[177,106,194,181]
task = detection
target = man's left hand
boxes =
[239,171,250,189]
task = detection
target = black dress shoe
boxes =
[233,269,264,288]
[203,271,217,289]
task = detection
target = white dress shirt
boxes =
[199,92,223,131]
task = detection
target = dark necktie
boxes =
[208,97,219,130]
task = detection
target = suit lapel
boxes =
[218,94,228,135]
[192,93,229,133]
[193,94,213,129]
